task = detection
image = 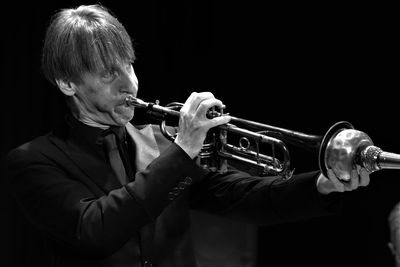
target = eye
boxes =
[125,61,134,72]
[101,69,117,82]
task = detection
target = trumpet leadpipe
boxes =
[125,95,180,117]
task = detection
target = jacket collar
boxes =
[50,113,125,193]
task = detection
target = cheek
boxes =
[87,88,115,110]
[87,94,111,111]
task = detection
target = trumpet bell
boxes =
[320,121,400,182]
[319,121,355,181]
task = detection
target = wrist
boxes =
[174,140,198,159]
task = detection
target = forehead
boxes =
[86,41,134,72]
[91,53,131,72]
[74,21,135,75]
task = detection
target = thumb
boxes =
[210,115,231,127]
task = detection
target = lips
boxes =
[122,95,136,107]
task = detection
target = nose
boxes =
[119,66,138,95]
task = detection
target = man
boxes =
[5,4,370,267]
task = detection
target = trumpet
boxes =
[126,95,400,180]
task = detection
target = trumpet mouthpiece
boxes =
[125,95,147,108]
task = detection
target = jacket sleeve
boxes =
[5,140,206,257]
[190,167,342,226]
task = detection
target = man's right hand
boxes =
[174,92,231,159]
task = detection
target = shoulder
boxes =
[5,133,60,167]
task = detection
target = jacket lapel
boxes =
[48,134,122,194]
[151,125,176,154]
[48,120,174,194]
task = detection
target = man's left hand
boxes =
[316,165,370,194]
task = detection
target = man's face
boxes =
[72,61,138,126]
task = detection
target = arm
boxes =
[173,92,369,224]
[190,168,342,226]
[5,141,205,257]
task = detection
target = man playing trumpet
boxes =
[5,4,370,267]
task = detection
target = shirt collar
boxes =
[65,113,125,147]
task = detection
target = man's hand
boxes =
[174,92,231,159]
[316,165,370,194]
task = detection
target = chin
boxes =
[112,106,134,125]
[113,117,131,126]
[116,113,134,126]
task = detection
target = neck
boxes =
[78,116,110,130]
[69,107,110,130]
[68,98,112,130]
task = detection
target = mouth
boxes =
[122,94,137,107]
[114,102,135,118]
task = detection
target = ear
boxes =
[56,80,77,96]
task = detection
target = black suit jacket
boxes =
[4,116,339,266]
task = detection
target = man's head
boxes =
[42,4,138,127]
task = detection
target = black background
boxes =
[1,1,399,266]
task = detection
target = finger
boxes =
[209,115,231,128]
[358,167,371,187]
[328,166,349,183]
[344,169,359,191]
[186,92,215,115]
[196,98,224,118]
[327,169,345,192]
[180,92,197,114]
